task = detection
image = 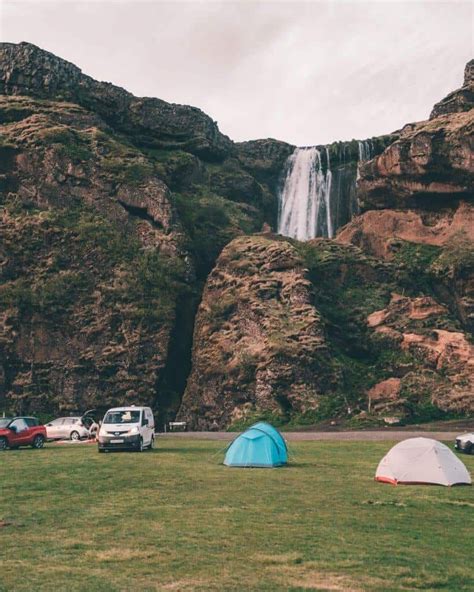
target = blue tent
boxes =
[224,422,288,467]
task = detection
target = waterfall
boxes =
[358,139,373,162]
[325,147,333,239]
[277,147,333,241]
[278,138,380,242]
[356,140,373,181]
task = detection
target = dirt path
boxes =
[159,430,462,442]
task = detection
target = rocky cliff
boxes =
[0,42,472,426]
[177,236,337,429]
[0,42,284,420]
[179,59,474,428]
[0,42,232,160]
[430,59,474,119]
[338,64,474,337]
[178,236,473,428]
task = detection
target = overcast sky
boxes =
[1,0,472,146]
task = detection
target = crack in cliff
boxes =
[154,290,201,430]
[117,199,164,229]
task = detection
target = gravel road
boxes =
[159,430,462,441]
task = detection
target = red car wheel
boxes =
[32,434,45,449]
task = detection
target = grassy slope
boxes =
[1,440,473,592]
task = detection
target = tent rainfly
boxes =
[375,437,472,486]
[224,422,288,468]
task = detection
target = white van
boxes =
[97,406,155,453]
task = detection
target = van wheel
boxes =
[465,441,473,454]
[70,431,80,441]
[137,438,144,452]
[32,435,45,449]
[149,436,155,450]
[0,437,9,450]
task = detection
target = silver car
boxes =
[45,417,90,441]
[455,432,474,454]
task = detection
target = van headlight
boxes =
[129,426,139,435]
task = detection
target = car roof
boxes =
[106,407,146,412]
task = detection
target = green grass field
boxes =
[1,438,473,591]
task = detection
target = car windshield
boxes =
[104,410,140,424]
[0,418,12,428]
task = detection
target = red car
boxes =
[0,416,47,450]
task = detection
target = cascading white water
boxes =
[325,147,333,239]
[358,139,373,161]
[356,139,373,181]
[278,139,377,242]
[278,147,333,241]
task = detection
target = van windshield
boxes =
[104,410,140,424]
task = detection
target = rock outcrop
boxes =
[337,203,474,259]
[0,43,269,419]
[338,62,474,339]
[0,96,186,253]
[178,235,473,428]
[430,59,474,119]
[0,42,232,160]
[177,236,338,429]
[355,60,472,210]
[366,294,474,415]
[356,111,473,209]
[0,206,182,414]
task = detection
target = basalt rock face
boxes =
[236,139,295,185]
[0,96,186,254]
[0,207,180,414]
[177,236,339,429]
[339,63,474,337]
[367,294,474,415]
[0,43,271,418]
[178,235,473,428]
[337,203,474,258]
[1,42,473,426]
[0,42,232,160]
[336,206,474,333]
[0,94,192,415]
[430,59,474,119]
[356,60,473,209]
[356,111,473,209]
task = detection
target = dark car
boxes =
[0,417,47,450]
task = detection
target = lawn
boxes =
[0,438,473,591]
